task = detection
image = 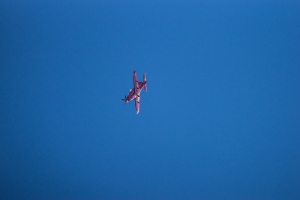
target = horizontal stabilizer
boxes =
[144,73,147,92]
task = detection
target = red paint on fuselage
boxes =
[124,89,136,102]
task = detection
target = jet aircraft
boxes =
[122,70,147,114]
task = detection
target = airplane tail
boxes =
[144,73,147,92]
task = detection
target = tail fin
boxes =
[143,73,147,92]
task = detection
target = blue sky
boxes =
[1,1,300,199]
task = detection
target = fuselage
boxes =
[124,83,145,103]
[125,89,136,102]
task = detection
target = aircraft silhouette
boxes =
[122,70,147,114]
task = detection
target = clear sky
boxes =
[1,1,299,199]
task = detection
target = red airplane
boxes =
[122,70,147,114]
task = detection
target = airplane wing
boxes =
[133,70,139,92]
[135,95,140,114]
[133,70,142,114]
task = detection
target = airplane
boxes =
[122,70,147,114]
